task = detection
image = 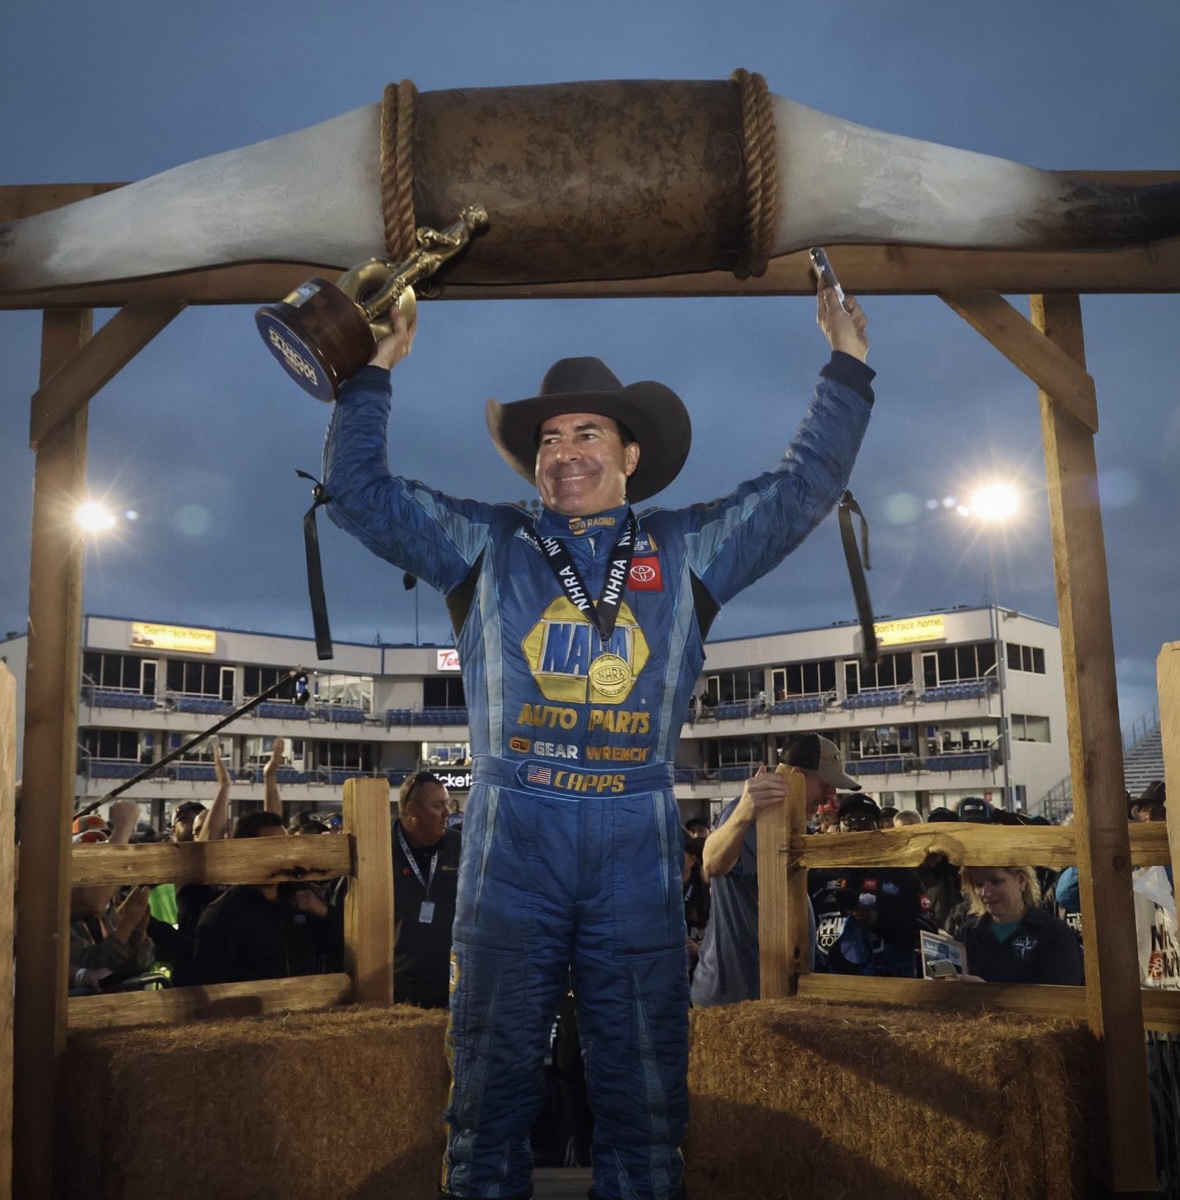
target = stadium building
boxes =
[0,605,1069,826]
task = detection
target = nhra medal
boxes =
[588,653,632,700]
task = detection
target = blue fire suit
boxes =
[322,353,874,1199]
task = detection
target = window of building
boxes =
[424,676,466,707]
[167,733,230,762]
[770,731,825,763]
[313,741,375,772]
[849,725,915,758]
[844,652,914,695]
[701,737,767,770]
[83,651,155,694]
[167,659,230,698]
[424,741,471,766]
[315,673,373,712]
[1010,714,1051,743]
[82,728,148,762]
[243,666,301,702]
[922,642,997,687]
[783,660,837,698]
[701,669,764,706]
[1006,643,1047,675]
[924,722,998,753]
[243,736,298,767]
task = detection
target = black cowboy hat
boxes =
[485,357,691,503]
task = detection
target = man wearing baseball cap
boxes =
[692,735,859,1009]
[320,282,873,1200]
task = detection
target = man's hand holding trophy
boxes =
[256,203,488,400]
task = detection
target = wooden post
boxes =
[1160,643,1180,885]
[342,777,395,1005]
[1031,294,1154,1193]
[758,765,808,998]
[12,309,92,1200]
[1,664,17,1200]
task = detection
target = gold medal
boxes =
[588,652,632,700]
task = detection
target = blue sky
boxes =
[2,0,1178,733]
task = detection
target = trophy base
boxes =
[255,278,375,401]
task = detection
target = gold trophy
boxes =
[256,204,489,400]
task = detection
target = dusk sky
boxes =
[2,1,1178,735]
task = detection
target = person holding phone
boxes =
[319,269,870,1200]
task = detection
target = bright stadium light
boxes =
[964,481,1020,524]
[75,500,117,533]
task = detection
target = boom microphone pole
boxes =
[72,667,311,819]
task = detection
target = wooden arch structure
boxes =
[1,174,1179,1199]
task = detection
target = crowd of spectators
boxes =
[65,744,1169,1004]
[67,739,460,1006]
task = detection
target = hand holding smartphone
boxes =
[809,246,851,313]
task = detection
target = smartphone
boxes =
[809,246,850,312]
[925,957,960,979]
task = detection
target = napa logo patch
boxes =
[521,596,649,706]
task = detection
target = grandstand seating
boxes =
[173,763,217,783]
[919,680,992,703]
[315,705,366,724]
[921,752,993,773]
[847,756,910,777]
[174,696,233,716]
[87,760,144,780]
[86,689,156,710]
[768,695,825,716]
[842,689,902,710]
[255,701,311,721]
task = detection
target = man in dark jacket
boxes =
[392,771,461,1007]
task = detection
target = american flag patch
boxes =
[526,764,552,786]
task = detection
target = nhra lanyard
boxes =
[537,511,636,641]
[395,825,438,899]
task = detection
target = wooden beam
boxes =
[0,183,126,221]
[12,309,92,1200]
[1160,643,1180,882]
[757,765,807,999]
[786,821,1169,872]
[0,665,16,1200]
[798,974,1180,1032]
[4,239,1180,311]
[29,302,185,450]
[1032,293,1153,1193]
[67,972,353,1031]
[939,290,1098,432]
[343,778,394,1005]
[70,834,352,888]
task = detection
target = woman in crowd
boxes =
[958,865,1083,985]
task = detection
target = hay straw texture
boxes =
[686,1000,1096,1200]
[64,1006,450,1200]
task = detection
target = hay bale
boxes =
[687,1000,1095,1200]
[65,1005,450,1200]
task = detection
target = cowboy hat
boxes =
[485,357,691,503]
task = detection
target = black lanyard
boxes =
[537,512,636,642]
[396,826,438,898]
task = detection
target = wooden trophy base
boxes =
[255,278,376,401]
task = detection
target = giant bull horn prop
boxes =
[2,71,1179,294]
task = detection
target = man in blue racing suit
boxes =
[320,284,872,1200]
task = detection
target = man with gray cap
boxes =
[692,734,861,1008]
[319,286,871,1200]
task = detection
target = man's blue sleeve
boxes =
[684,352,875,607]
[321,367,494,595]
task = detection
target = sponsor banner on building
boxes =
[437,649,461,672]
[873,614,945,647]
[130,622,216,655]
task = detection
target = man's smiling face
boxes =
[534,411,640,516]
